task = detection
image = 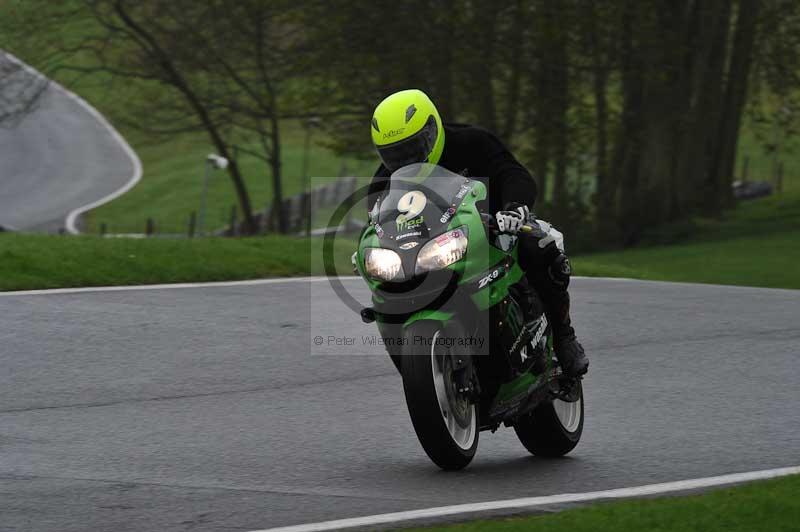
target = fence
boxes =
[95,177,361,238]
[255,177,359,235]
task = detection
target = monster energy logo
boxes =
[396,215,425,231]
[510,315,548,355]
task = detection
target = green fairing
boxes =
[404,309,454,327]
[495,348,554,405]
[358,180,525,316]
[445,182,524,311]
[495,372,540,404]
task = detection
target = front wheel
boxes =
[514,381,584,457]
[401,321,478,470]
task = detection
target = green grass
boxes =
[405,474,800,532]
[573,190,800,290]
[0,233,355,291]
[1,188,797,291]
[84,126,375,234]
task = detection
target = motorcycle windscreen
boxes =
[375,163,472,244]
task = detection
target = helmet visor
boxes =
[377,115,438,172]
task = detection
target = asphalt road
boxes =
[0,277,798,531]
[0,58,137,232]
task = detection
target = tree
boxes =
[0,1,79,128]
[0,53,48,128]
[60,0,325,234]
[10,0,784,245]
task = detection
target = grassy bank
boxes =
[0,233,355,291]
[82,125,375,235]
[573,190,800,290]
[406,474,800,532]
[2,187,798,291]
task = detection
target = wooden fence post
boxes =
[344,177,357,231]
[188,211,196,238]
[229,205,238,236]
[289,196,300,233]
[145,218,154,236]
[302,191,312,236]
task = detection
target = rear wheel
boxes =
[514,381,584,457]
[401,321,478,470]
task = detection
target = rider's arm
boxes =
[479,129,539,211]
[366,165,391,214]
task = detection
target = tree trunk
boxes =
[113,2,257,234]
[710,0,760,214]
[470,1,497,130]
[547,0,570,216]
[612,0,647,245]
[588,3,611,213]
[499,0,527,144]
[268,117,287,234]
[677,0,731,217]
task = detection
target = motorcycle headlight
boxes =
[415,227,468,274]
[364,248,404,282]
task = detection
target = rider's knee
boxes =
[548,253,572,289]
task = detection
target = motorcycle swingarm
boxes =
[481,369,579,430]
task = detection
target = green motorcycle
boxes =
[354,164,584,470]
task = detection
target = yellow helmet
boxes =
[371,89,445,172]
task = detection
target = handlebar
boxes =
[481,212,534,236]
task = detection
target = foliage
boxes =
[3,0,799,247]
[303,1,793,246]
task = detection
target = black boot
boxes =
[518,227,589,378]
[547,290,589,378]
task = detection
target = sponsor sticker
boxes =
[477,266,504,289]
[399,241,418,250]
[396,215,425,232]
[396,231,422,241]
[439,207,456,224]
[433,228,463,246]
[374,223,384,238]
[382,128,405,139]
[455,184,471,199]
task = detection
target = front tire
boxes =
[514,382,584,457]
[401,321,478,470]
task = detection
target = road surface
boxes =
[0,277,798,531]
[0,54,139,232]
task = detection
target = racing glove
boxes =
[495,204,530,234]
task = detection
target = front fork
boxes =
[374,311,480,401]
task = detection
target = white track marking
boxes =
[250,466,800,532]
[2,275,797,297]
[1,51,143,235]
[0,276,352,297]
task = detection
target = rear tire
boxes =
[514,382,584,457]
[401,321,478,470]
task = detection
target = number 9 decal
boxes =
[397,190,427,222]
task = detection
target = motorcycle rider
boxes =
[367,89,589,378]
